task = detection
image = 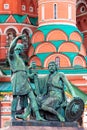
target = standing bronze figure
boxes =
[8,34,44,121]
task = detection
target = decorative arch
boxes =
[44,53,71,68]
[73,55,86,67]
[79,44,86,56]
[46,30,68,41]
[28,55,42,67]
[4,26,19,34]
[21,27,33,35]
[58,42,79,52]
[35,42,56,54]
[70,32,82,42]
[77,0,87,8]
[21,28,31,49]
[31,30,44,44]
[5,28,17,47]
[28,45,34,57]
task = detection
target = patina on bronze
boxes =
[16,61,84,122]
[8,34,44,121]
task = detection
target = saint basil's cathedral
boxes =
[0,0,87,69]
[0,0,87,128]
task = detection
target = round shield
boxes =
[65,97,84,122]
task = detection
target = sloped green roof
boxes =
[29,17,38,26]
[13,14,27,23]
[0,14,38,24]
[37,24,83,40]
[0,82,12,92]
[0,14,9,23]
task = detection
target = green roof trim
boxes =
[29,17,38,26]
[0,82,12,92]
[61,52,78,65]
[32,41,64,50]
[2,69,11,75]
[50,40,65,50]
[1,67,87,75]
[13,14,27,23]
[36,52,52,66]
[37,67,87,74]
[70,41,81,50]
[32,40,81,51]
[0,14,9,23]
[51,40,81,50]
[32,42,41,49]
[37,24,83,40]
[36,52,84,67]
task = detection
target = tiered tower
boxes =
[29,0,87,69]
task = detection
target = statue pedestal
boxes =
[5,120,85,130]
[12,120,78,127]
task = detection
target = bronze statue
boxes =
[8,34,44,121]
[38,61,66,121]
[16,61,84,122]
[28,61,40,96]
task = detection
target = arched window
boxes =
[6,29,16,47]
[54,4,57,19]
[68,4,72,20]
[42,4,45,20]
[55,57,60,67]
[22,29,30,49]
[21,0,26,11]
[3,0,9,10]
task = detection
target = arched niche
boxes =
[6,28,17,47]
[44,53,71,68]
[58,42,79,52]
[79,43,86,56]
[22,29,31,49]
[46,29,68,41]
[31,30,44,44]
[28,55,42,67]
[70,32,82,42]
[35,42,56,54]
[73,55,86,67]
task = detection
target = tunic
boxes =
[37,72,66,109]
[8,53,30,95]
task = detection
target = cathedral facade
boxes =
[0,0,87,69]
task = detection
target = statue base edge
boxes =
[12,120,78,127]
